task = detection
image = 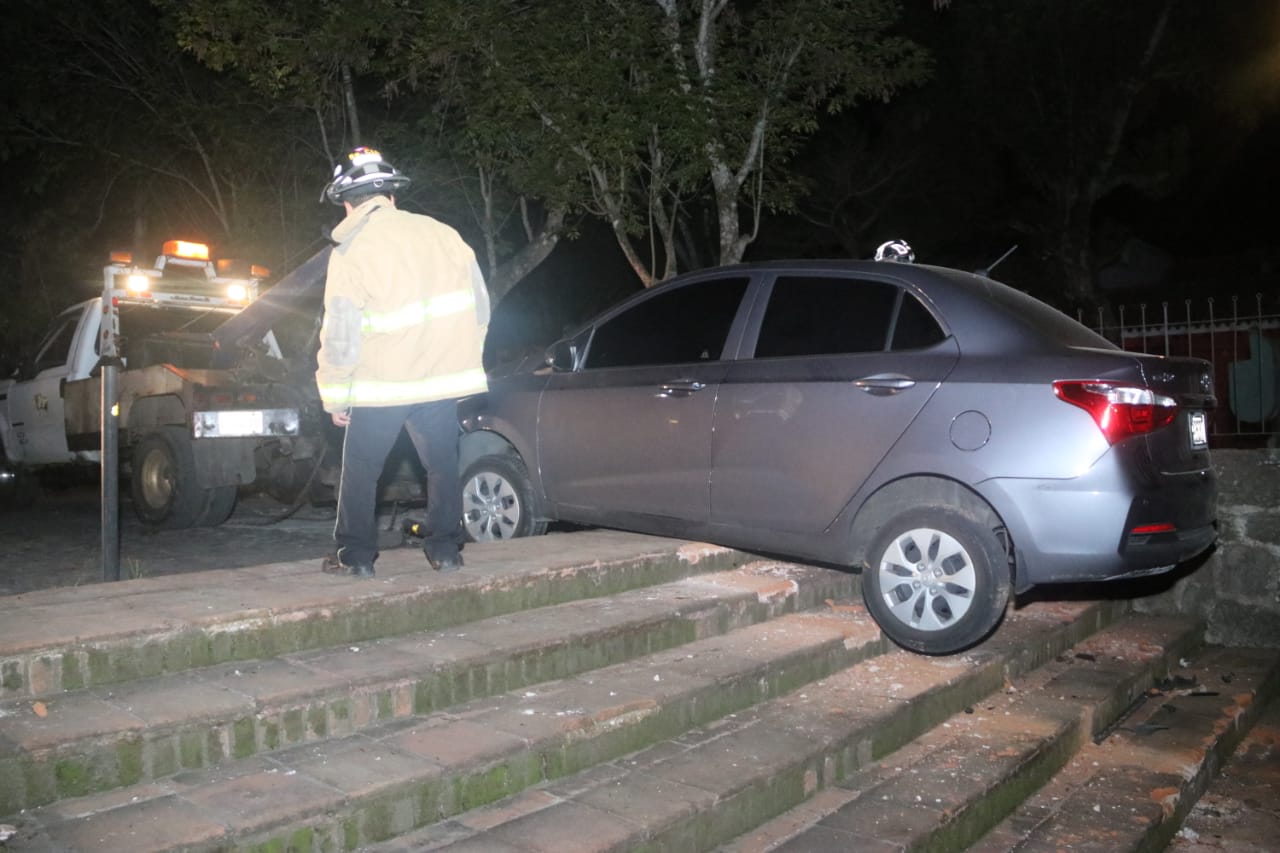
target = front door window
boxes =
[540,276,750,520]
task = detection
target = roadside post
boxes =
[100,354,120,582]
[97,255,149,582]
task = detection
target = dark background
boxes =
[2,0,1278,368]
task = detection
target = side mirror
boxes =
[545,339,578,372]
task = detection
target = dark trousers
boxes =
[334,399,462,566]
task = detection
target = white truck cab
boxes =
[1,302,96,467]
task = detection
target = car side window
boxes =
[754,276,898,358]
[584,276,749,369]
[890,292,947,351]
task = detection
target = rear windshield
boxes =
[982,278,1116,350]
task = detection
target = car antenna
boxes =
[975,244,1018,277]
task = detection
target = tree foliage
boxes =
[169,0,929,290]
[400,0,929,285]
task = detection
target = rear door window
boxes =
[755,276,897,357]
[754,276,945,358]
[584,276,749,369]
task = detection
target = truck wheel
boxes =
[196,485,238,526]
[861,507,1011,655]
[130,429,209,529]
[461,454,546,542]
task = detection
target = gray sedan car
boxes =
[457,259,1217,654]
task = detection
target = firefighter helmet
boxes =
[874,239,915,263]
[321,146,411,205]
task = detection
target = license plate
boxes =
[1189,411,1207,449]
[194,408,301,438]
[216,410,263,436]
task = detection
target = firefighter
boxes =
[316,147,490,576]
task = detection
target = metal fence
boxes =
[1079,292,1280,447]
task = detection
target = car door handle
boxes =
[656,379,707,398]
[853,374,915,396]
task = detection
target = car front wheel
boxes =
[861,507,1011,655]
[461,454,546,542]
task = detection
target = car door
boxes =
[8,309,85,464]
[538,274,753,523]
[710,272,959,534]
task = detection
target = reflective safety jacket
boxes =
[316,197,490,413]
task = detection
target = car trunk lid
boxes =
[1134,353,1216,474]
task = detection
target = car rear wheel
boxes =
[461,454,546,542]
[862,507,1011,654]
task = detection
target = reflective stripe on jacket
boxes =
[316,197,490,412]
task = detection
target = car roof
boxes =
[651,260,1115,355]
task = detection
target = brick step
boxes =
[969,644,1280,853]
[1168,691,1280,851]
[0,531,747,702]
[717,613,1207,852]
[357,600,1127,852]
[9,592,902,851]
[0,560,855,817]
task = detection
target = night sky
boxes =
[2,1,1279,364]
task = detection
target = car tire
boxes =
[861,507,1011,655]
[131,428,212,529]
[461,453,546,542]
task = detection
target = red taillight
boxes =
[1053,381,1177,445]
[1131,522,1176,535]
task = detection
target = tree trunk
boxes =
[710,162,745,265]
[488,205,568,303]
[341,64,361,145]
[611,217,656,288]
[1057,219,1099,314]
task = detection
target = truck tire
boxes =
[196,485,238,526]
[131,428,213,529]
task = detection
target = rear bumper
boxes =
[1110,522,1218,579]
[980,455,1217,589]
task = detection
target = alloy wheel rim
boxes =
[877,527,977,632]
[463,470,521,541]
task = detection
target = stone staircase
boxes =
[1,530,1276,852]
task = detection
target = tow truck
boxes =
[0,239,336,527]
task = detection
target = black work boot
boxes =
[321,553,375,578]
[425,546,463,574]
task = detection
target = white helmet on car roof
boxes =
[874,239,915,263]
